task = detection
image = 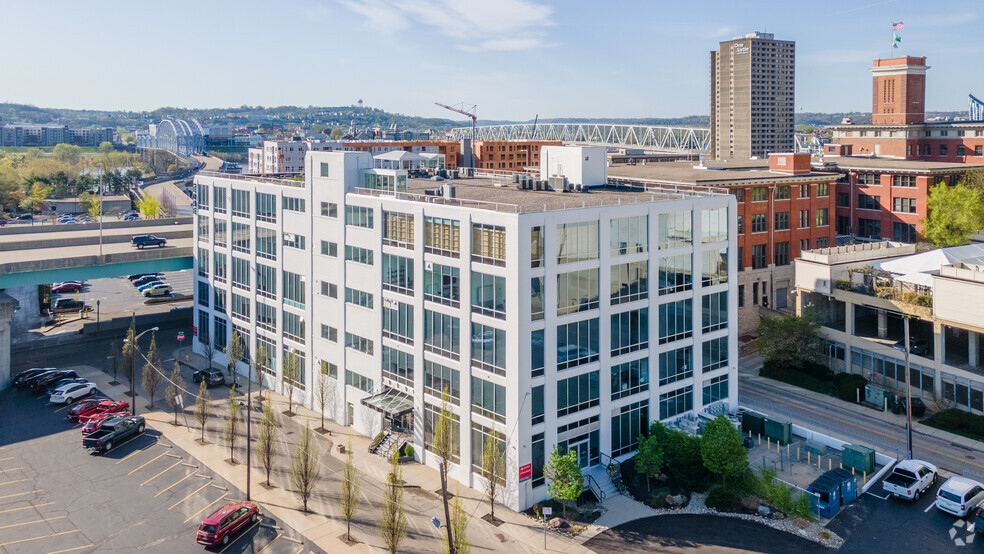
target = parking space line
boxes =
[0,515,67,530]
[0,489,42,500]
[0,467,23,473]
[140,461,182,486]
[924,503,936,513]
[0,478,32,487]
[293,545,303,554]
[169,482,211,510]
[115,442,157,464]
[0,529,80,547]
[154,472,197,498]
[219,521,261,554]
[184,492,228,523]
[127,452,167,475]
[0,502,55,515]
[115,433,153,452]
[53,404,72,412]
[0,457,12,462]
[45,545,94,554]
[865,491,890,500]
[256,533,281,553]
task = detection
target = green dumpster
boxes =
[742,411,766,436]
[764,418,792,444]
[841,444,875,473]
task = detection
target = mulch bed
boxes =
[481,513,504,527]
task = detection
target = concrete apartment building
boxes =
[473,140,562,171]
[795,241,984,414]
[0,123,114,147]
[192,145,738,511]
[248,140,456,174]
[609,153,838,336]
[710,32,795,160]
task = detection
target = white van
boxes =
[936,476,984,517]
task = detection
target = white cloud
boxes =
[338,0,556,51]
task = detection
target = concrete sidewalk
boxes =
[164,346,600,553]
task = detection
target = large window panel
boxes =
[658,211,692,250]
[424,309,460,360]
[658,254,693,295]
[557,371,600,417]
[701,207,728,243]
[701,291,728,333]
[659,385,693,420]
[611,308,649,357]
[556,221,599,264]
[471,376,506,423]
[472,272,506,319]
[701,249,728,286]
[472,224,506,266]
[557,269,599,315]
[611,215,648,256]
[611,261,648,305]
[471,323,506,376]
[382,254,414,295]
[611,358,649,400]
[658,299,692,344]
[659,346,693,386]
[424,263,460,306]
[557,318,600,370]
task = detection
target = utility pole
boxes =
[903,316,913,459]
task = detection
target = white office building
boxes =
[193,146,738,511]
[247,140,346,174]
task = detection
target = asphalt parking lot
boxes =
[0,375,311,553]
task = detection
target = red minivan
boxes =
[196,502,259,547]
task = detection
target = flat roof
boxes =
[607,161,837,186]
[816,157,984,172]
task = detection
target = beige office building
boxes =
[711,32,795,161]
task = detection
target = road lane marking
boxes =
[256,533,281,554]
[739,386,984,471]
[0,457,12,462]
[0,467,23,473]
[0,529,80,547]
[0,478,32,487]
[0,502,55,515]
[219,521,261,554]
[865,491,890,500]
[154,472,197,497]
[0,516,67,530]
[169,482,211,510]
[140,460,182,486]
[45,545,94,554]
[116,442,157,464]
[0,490,42,500]
[925,502,936,513]
[127,452,167,475]
[184,492,228,523]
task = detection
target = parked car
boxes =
[123,214,140,221]
[50,298,88,313]
[883,459,938,501]
[936,476,984,517]
[51,282,84,293]
[50,381,98,404]
[22,369,71,391]
[16,214,33,221]
[12,368,56,388]
[66,397,111,421]
[196,502,260,546]
[131,235,167,249]
[0,219,7,226]
[81,412,131,435]
[71,400,130,422]
[132,274,164,287]
[45,377,91,396]
[143,284,173,297]
[27,369,78,392]
[136,280,167,292]
[82,416,145,453]
[128,273,160,281]
[892,337,929,356]
[193,369,225,387]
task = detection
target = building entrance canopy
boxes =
[361,388,414,417]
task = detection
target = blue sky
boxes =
[2,0,981,121]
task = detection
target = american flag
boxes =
[892,22,904,30]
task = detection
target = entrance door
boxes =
[570,440,590,468]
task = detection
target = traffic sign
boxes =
[177,332,185,342]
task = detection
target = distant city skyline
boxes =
[1,0,981,121]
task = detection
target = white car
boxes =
[936,476,984,517]
[49,381,97,404]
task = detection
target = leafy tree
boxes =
[378,452,408,554]
[544,447,583,519]
[257,398,279,486]
[122,318,137,387]
[443,492,470,554]
[340,441,360,542]
[757,310,824,370]
[282,350,300,416]
[634,433,664,492]
[141,333,162,409]
[98,141,115,154]
[254,343,269,401]
[79,191,100,219]
[223,385,241,462]
[289,425,321,512]
[330,127,345,140]
[166,361,183,425]
[434,388,458,551]
[51,143,82,165]
[167,163,179,173]
[137,194,160,219]
[481,429,505,520]
[20,181,50,212]
[224,329,243,388]
[963,168,984,195]
[194,378,212,443]
[125,167,143,184]
[701,415,748,485]
[924,182,984,247]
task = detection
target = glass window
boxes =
[703,336,728,372]
[382,301,413,343]
[197,214,210,242]
[557,371,600,417]
[257,264,276,299]
[424,360,460,404]
[659,385,693,419]
[197,281,209,307]
[282,197,305,212]
[197,183,210,210]
[531,329,545,377]
[701,249,727,286]
[382,254,414,295]
[256,192,276,223]
[470,422,505,476]
[611,358,649,400]
[345,205,374,228]
[230,292,250,322]
[611,308,649,357]
[213,219,227,247]
[213,288,226,313]
[344,332,373,355]
[816,208,829,226]
[231,222,250,253]
[381,346,413,387]
[557,318,600,370]
[701,208,727,243]
[320,202,337,217]
[214,317,227,350]
[424,403,459,463]
[611,400,648,457]
[610,215,648,255]
[320,162,330,177]
[471,376,506,423]
[344,287,373,309]
[471,322,506,376]
[702,292,727,333]
[658,211,692,249]
[256,302,276,332]
[703,374,729,405]
[424,309,460,360]
[425,217,460,257]
[817,183,829,197]
[775,241,790,266]
[556,221,599,263]
[256,227,276,260]
[893,197,917,213]
[658,254,692,295]
[213,251,227,283]
[345,369,373,393]
[531,277,544,321]
[531,433,545,488]
[531,226,544,268]
[344,245,373,265]
[893,222,917,242]
[424,264,459,306]
[532,385,544,425]
[611,261,648,304]
[283,271,305,309]
[231,257,250,290]
[557,269,598,315]
[283,233,306,250]
[751,214,767,233]
[231,189,250,218]
[213,186,227,213]
[197,247,209,277]
[774,211,789,231]
[472,224,506,266]
[751,187,768,202]
[472,272,506,319]
[283,311,305,344]
[256,335,276,376]
[752,244,767,269]
[658,299,692,344]
[659,346,692,385]
[383,211,414,249]
[774,185,790,200]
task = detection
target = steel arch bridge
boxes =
[449,123,711,154]
[137,118,206,156]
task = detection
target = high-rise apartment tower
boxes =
[710,32,795,160]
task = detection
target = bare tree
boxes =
[194,379,212,443]
[223,385,241,463]
[201,332,216,370]
[255,343,269,401]
[434,388,458,553]
[257,398,278,486]
[225,330,244,388]
[141,333,162,409]
[340,441,360,542]
[109,340,121,385]
[288,425,320,512]
[482,428,505,521]
[165,361,183,425]
[282,349,300,416]
[315,369,334,432]
[378,452,408,554]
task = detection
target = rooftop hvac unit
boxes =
[442,183,456,199]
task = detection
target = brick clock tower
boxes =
[871,56,929,124]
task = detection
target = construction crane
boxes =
[435,101,476,169]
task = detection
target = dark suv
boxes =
[131,235,167,249]
[50,298,87,313]
[193,369,225,387]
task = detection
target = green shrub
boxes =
[934,409,971,431]
[403,444,415,458]
[791,493,817,521]
[705,485,739,512]
[968,416,984,438]
[833,373,867,402]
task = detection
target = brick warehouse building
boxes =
[610,153,839,335]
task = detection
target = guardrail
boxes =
[585,473,605,504]
[600,452,626,495]
[197,171,305,189]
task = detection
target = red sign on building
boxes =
[519,463,532,482]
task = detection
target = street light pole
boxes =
[126,325,160,416]
[245,355,253,501]
[904,316,913,459]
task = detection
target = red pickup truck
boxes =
[71,400,130,423]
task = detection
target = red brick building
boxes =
[473,140,562,171]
